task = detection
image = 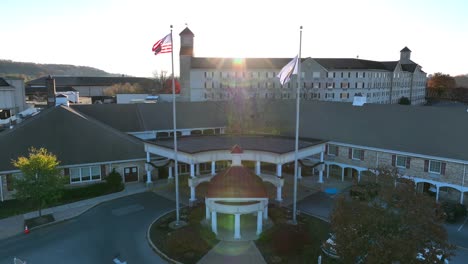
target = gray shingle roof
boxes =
[26,76,158,88]
[191,57,297,70]
[314,58,390,71]
[401,47,411,52]
[71,101,227,132]
[0,106,145,172]
[254,100,468,162]
[190,57,418,72]
[71,100,468,162]
[148,135,323,154]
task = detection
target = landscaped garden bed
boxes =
[148,205,219,264]
[255,205,339,264]
[148,203,341,264]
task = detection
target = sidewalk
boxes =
[0,182,152,241]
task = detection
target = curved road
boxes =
[0,192,173,264]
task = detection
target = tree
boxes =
[12,148,66,217]
[102,82,144,96]
[330,168,454,264]
[427,73,456,98]
[398,96,411,105]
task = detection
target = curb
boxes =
[20,189,149,234]
[146,209,184,264]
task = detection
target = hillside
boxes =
[0,59,118,81]
[455,74,468,88]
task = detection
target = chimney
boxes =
[46,75,56,108]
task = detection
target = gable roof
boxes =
[0,106,145,172]
[0,78,10,87]
[179,27,194,36]
[401,47,411,52]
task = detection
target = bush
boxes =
[61,182,118,203]
[349,182,379,201]
[442,202,467,223]
[106,168,123,191]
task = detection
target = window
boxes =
[327,72,334,78]
[341,82,349,89]
[326,82,334,89]
[313,82,321,88]
[429,161,442,174]
[312,72,320,78]
[396,156,407,168]
[327,144,338,156]
[70,166,101,183]
[355,82,364,88]
[351,148,364,160]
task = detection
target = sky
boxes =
[1,0,467,77]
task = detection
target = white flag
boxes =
[277,55,299,86]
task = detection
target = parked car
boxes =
[321,233,339,259]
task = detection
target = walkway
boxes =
[0,182,152,240]
[197,241,266,264]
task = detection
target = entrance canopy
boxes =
[144,135,326,164]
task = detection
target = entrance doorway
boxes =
[124,166,138,182]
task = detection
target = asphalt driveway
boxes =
[0,192,174,264]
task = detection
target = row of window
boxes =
[70,166,101,183]
[203,71,425,83]
[326,144,446,175]
[203,81,422,90]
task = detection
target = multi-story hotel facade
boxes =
[178,27,427,105]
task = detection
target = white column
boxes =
[276,164,282,177]
[276,186,283,202]
[211,161,216,175]
[234,213,241,239]
[196,163,200,176]
[206,205,210,220]
[326,164,330,178]
[298,166,302,180]
[146,152,152,184]
[211,211,217,234]
[341,167,345,182]
[436,186,440,202]
[263,205,268,220]
[461,191,465,205]
[319,152,324,183]
[256,211,263,235]
[168,166,173,179]
[358,171,362,183]
[256,161,261,175]
[190,163,195,178]
[190,186,196,202]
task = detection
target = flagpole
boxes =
[292,25,302,224]
[170,24,180,225]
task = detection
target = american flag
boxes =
[152,33,172,55]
